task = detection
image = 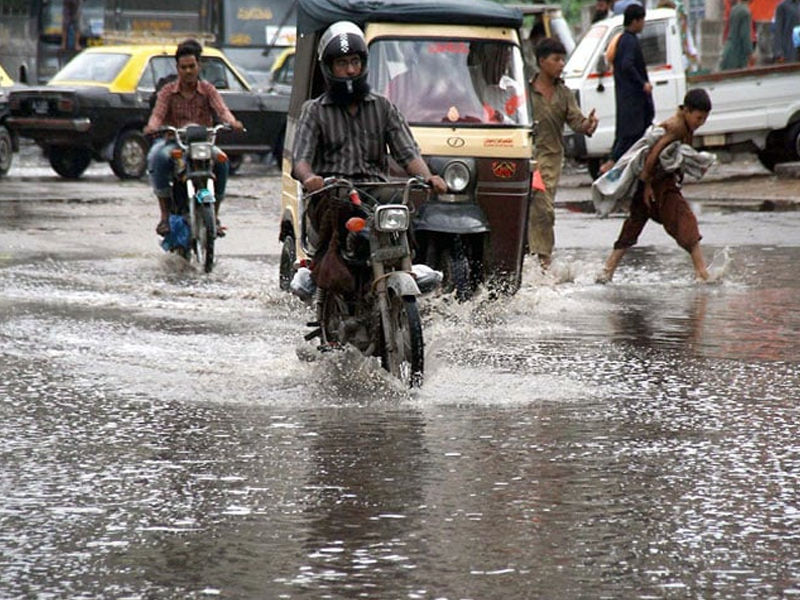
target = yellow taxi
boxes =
[7,44,288,179]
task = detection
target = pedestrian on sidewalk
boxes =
[596,89,715,283]
[772,0,800,63]
[720,0,755,70]
[600,3,654,175]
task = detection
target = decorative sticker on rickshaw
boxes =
[484,138,514,147]
[427,41,469,55]
[492,160,517,178]
[504,94,524,116]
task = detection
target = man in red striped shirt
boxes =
[145,39,244,237]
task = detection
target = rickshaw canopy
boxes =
[296,0,524,34]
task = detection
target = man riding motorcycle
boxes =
[291,21,447,275]
[144,38,244,237]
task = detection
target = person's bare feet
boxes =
[595,267,614,284]
[538,254,552,271]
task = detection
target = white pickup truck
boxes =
[562,7,800,176]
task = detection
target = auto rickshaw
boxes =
[278,0,533,298]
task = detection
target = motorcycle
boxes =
[158,123,230,273]
[296,177,434,388]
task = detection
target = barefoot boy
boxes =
[597,88,713,283]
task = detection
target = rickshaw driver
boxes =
[292,21,447,261]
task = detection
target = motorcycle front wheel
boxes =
[194,203,216,273]
[383,295,424,388]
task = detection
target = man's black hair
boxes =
[683,88,712,112]
[535,37,567,63]
[176,38,202,62]
[623,3,646,26]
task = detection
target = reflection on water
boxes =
[2,216,800,598]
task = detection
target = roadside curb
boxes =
[556,160,800,213]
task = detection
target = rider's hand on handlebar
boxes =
[302,174,325,193]
[427,174,447,194]
[230,119,245,132]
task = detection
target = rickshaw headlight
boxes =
[375,205,409,232]
[443,161,471,192]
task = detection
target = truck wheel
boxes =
[0,126,12,177]
[48,147,91,179]
[111,130,149,179]
[784,121,800,162]
[757,148,779,172]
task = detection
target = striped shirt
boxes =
[147,80,236,130]
[292,92,421,181]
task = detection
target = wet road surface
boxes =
[1,154,799,599]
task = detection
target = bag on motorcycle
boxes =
[312,229,355,294]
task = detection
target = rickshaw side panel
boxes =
[474,158,530,277]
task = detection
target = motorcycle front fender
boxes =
[385,271,420,298]
[194,187,215,204]
[414,202,490,235]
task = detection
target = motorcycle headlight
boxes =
[375,205,409,232]
[443,161,471,193]
[190,142,213,160]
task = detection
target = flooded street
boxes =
[1,156,799,599]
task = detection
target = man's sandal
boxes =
[216,220,227,238]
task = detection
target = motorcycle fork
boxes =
[186,163,215,239]
[372,258,397,371]
[372,235,412,375]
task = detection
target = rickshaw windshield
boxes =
[369,38,530,127]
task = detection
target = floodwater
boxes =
[1,178,800,598]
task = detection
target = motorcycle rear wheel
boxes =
[383,295,424,388]
[195,203,216,273]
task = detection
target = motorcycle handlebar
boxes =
[149,123,233,148]
[307,177,431,200]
